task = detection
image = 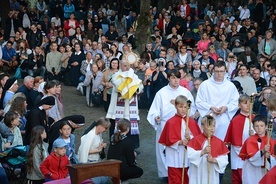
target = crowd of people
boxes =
[0,0,275,183]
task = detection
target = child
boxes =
[159,95,201,184]
[224,94,255,184]
[27,125,48,184]
[239,115,276,184]
[3,111,23,148]
[187,115,229,184]
[40,139,69,180]
[55,121,78,164]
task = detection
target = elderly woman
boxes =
[258,30,276,61]
[83,63,104,107]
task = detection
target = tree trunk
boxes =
[0,0,10,28]
[136,0,151,54]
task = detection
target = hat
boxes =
[36,96,55,107]
[235,39,241,43]
[53,139,67,148]
[61,115,85,126]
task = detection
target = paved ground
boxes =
[62,85,231,184]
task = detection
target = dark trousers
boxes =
[47,72,61,81]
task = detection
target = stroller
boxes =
[0,145,29,184]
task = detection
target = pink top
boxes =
[197,40,211,54]
[179,79,190,91]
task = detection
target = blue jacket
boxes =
[63,4,75,19]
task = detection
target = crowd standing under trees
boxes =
[0,0,275,183]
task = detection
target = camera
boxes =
[159,61,163,67]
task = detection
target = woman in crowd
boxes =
[43,80,63,123]
[197,32,210,54]
[83,63,104,107]
[74,27,84,42]
[61,44,73,85]
[78,117,110,184]
[173,45,192,67]
[107,118,143,181]
[80,52,93,83]
[33,76,44,92]
[258,30,276,61]
[96,58,106,72]
[269,76,276,89]
[253,87,275,117]
[64,13,79,40]
[101,58,119,112]
[110,44,123,60]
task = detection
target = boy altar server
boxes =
[159,95,201,184]
[239,115,276,184]
[187,115,229,184]
[224,94,255,184]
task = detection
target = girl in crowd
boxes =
[9,96,27,136]
[3,111,22,148]
[54,121,78,164]
[107,118,143,181]
[27,126,48,184]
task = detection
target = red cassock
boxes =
[158,114,201,146]
[158,114,201,184]
[259,165,276,184]
[239,134,275,160]
[187,133,229,158]
[224,113,254,146]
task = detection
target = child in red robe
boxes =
[159,95,201,184]
[187,115,229,184]
[239,115,276,184]
[224,94,255,184]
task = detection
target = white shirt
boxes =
[238,6,250,20]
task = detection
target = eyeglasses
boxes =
[214,70,225,73]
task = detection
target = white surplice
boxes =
[187,140,228,184]
[196,76,239,141]
[147,84,196,177]
[165,119,194,168]
[231,117,254,170]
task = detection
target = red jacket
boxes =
[40,152,69,180]
[64,20,79,37]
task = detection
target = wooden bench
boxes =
[67,160,122,184]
